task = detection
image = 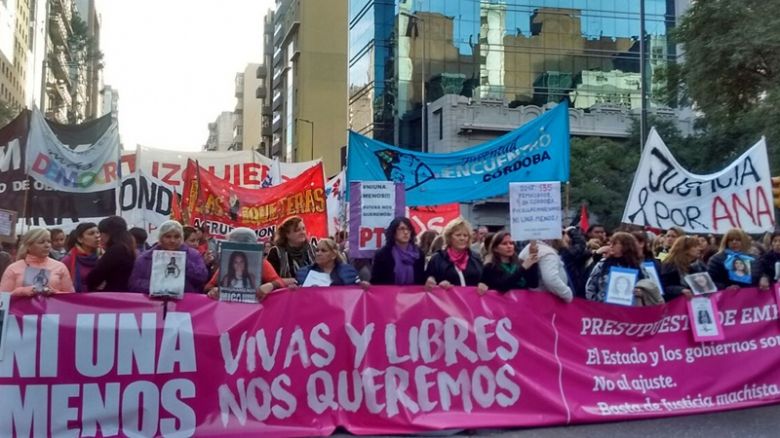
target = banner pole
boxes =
[564,182,571,224]
[22,177,31,232]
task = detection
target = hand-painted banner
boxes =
[622,129,775,234]
[407,203,462,233]
[182,160,327,241]
[26,108,121,193]
[347,102,570,206]
[2,288,780,437]
[120,147,322,235]
[0,110,117,223]
[348,181,406,258]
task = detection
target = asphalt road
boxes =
[335,403,780,437]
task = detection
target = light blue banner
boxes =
[347,102,570,206]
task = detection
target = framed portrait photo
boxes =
[684,272,718,295]
[605,267,639,307]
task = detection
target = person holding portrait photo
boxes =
[586,232,647,303]
[685,272,718,295]
[706,228,756,290]
[758,231,780,290]
[660,236,708,300]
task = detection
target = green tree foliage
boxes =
[569,136,640,230]
[672,0,780,171]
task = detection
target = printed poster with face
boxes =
[0,292,9,358]
[687,296,725,342]
[605,267,638,307]
[218,242,263,304]
[23,267,50,293]
[150,250,186,299]
[725,251,754,284]
[684,272,718,295]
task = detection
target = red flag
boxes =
[171,188,184,223]
[579,203,589,231]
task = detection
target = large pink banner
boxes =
[2,287,780,436]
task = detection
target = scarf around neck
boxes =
[68,247,99,292]
[392,244,419,285]
[447,248,469,272]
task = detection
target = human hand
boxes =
[759,277,770,290]
[425,277,437,291]
[477,283,489,295]
[681,289,694,300]
[257,283,275,300]
[204,251,215,265]
[521,253,539,269]
[727,285,740,291]
[359,281,371,290]
[438,280,453,290]
[207,287,219,300]
[283,277,298,290]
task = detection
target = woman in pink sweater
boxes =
[0,228,74,295]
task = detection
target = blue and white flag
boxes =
[346,102,570,206]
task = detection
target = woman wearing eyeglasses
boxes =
[370,217,426,285]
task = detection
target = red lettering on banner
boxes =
[102,161,117,183]
[161,163,181,186]
[755,186,775,228]
[711,196,737,232]
[359,227,384,247]
[31,153,49,173]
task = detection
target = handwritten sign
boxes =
[509,182,562,241]
[348,181,405,258]
[623,128,774,234]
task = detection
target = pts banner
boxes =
[2,288,780,436]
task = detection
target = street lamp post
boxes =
[297,118,314,161]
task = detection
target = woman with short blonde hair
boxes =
[0,228,74,295]
[425,218,486,291]
[296,238,360,286]
[707,227,756,289]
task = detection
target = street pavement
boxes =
[335,403,780,437]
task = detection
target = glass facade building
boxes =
[348,0,677,149]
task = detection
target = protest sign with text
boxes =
[348,181,406,258]
[622,128,774,234]
[182,160,327,241]
[347,102,570,206]
[407,203,462,234]
[3,288,780,436]
[509,181,562,241]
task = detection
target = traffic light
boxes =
[773,177,780,209]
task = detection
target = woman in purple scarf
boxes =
[61,222,101,292]
[370,217,426,285]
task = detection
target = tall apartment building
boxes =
[204,111,237,151]
[348,0,685,150]
[43,0,102,123]
[262,0,348,176]
[0,0,30,111]
[233,63,264,151]
[258,10,273,157]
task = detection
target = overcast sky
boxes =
[96,0,275,151]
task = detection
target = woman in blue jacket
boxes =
[296,238,360,286]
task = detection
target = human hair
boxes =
[129,227,148,246]
[609,231,641,268]
[666,226,686,238]
[274,216,304,247]
[98,216,136,259]
[718,228,752,253]
[418,230,438,255]
[482,232,496,257]
[227,227,258,244]
[631,231,653,260]
[317,238,344,263]
[17,228,50,260]
[50,228,65,240]
[485,231,518,265]
[430,235,445,253]
[66,222,98,251]
[384,217,416,248]
[183,226,198,241]
[442,218,473,248]
[222,251,254,288]
[587,224,605,236]
[663,236,701,275]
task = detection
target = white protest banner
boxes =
[348,181,405,258]
[26,108,121,193]
[509,181,562,241]
[622,128,774,234]
[121,147,271,236]
[326,170,346,236]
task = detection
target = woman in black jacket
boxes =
[706,228,756,290]
[86,216,136,292]
[371,217,426,285]
[425,218,487,291]
[660,236,707,300]
[480,231,539,293]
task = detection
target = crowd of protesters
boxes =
[1,214,779,307]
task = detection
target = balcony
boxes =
[235,77,244,98]
[256,85,266,99]
[262,105,272,116]
[49,15,68,45]
[256,64,267,79]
